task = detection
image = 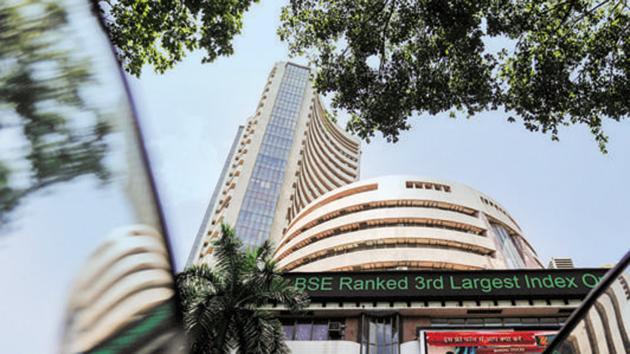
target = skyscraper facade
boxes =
[188,62,360,264]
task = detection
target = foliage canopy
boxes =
[97,0,629,151]
[278,0,629,151]
[97,0,259,76]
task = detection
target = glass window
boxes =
[282,325,294,340]
[233,64,310,247]
[295,323,312,340]
[280,319,343,341]
[361,316,399,354]
[491,223,526,269]
[312,322,329,340]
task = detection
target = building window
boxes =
[491,223,525,269]
[281,319,344,341]
[424,316,567,329]
[361,315,399,354]
[405,181,451,192]
[234,64,310,248]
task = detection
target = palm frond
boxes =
[257,277,310,311]
[256,240,274,261]
[177,263,222,310]
[177,223,309,353]
[212,223,245,284]
[234,310,290,354]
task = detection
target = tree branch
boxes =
[379,0,397,76]
[570,0,614,25]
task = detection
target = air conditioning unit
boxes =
[329,321,345,332]
[548,257,575,269]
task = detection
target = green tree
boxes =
[96,0,259,76]
[0,1,110,223]
[278,0,629,152]
[177,224,308,354]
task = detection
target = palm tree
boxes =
[177,224,309,354]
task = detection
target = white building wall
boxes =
[287,341,361,354]
[287,340,422,354]
[274,175,542,271]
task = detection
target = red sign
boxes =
[424,330,556,354]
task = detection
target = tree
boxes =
[177,224,308,354]
[0,1,110,224]
[95,0,259,77]
[278,0,629,152]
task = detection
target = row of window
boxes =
[280,315,569,354]
[405,181,451,192]
[287,199,479,244]
[428,316,568,328]
[281,315,399,354]
[480,196,521,229]
[306,126,354,184]
[293,167,321,213]
[317,104,360,154]
[309,116,356,168]
[277,218,487,268]
[281,237,492,271]
[334,260,480,272]
[302,145,332,193]
[302,134,342,193]
[284,183,379,234]
[311,106,359,163]
[234,64,310,248]
[296,164,317,202]
[281,319,344,341]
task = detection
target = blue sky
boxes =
[130,1,629,270]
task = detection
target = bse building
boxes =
[189,62,617,354]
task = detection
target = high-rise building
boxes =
[188,62,612,354]
[188,62,361,264]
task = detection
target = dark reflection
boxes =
[0,1,182,353]
[546,252,630,354]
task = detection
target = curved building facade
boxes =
[288,97,361,223]
[61,226,179,354]
[189,62,360,264]
[274,175,542,272]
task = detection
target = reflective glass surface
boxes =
[546,253,630,353]
[282,324,294,340]
[234,63,309,248]
[280,319,334,341]
[491,223,526,269]
[312,322,329,340]
[295,323,312,340]
[0,1,182,353]
[361,316,400,354]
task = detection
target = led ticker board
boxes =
[283,268,609,301]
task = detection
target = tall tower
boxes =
[188,62,361,265]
